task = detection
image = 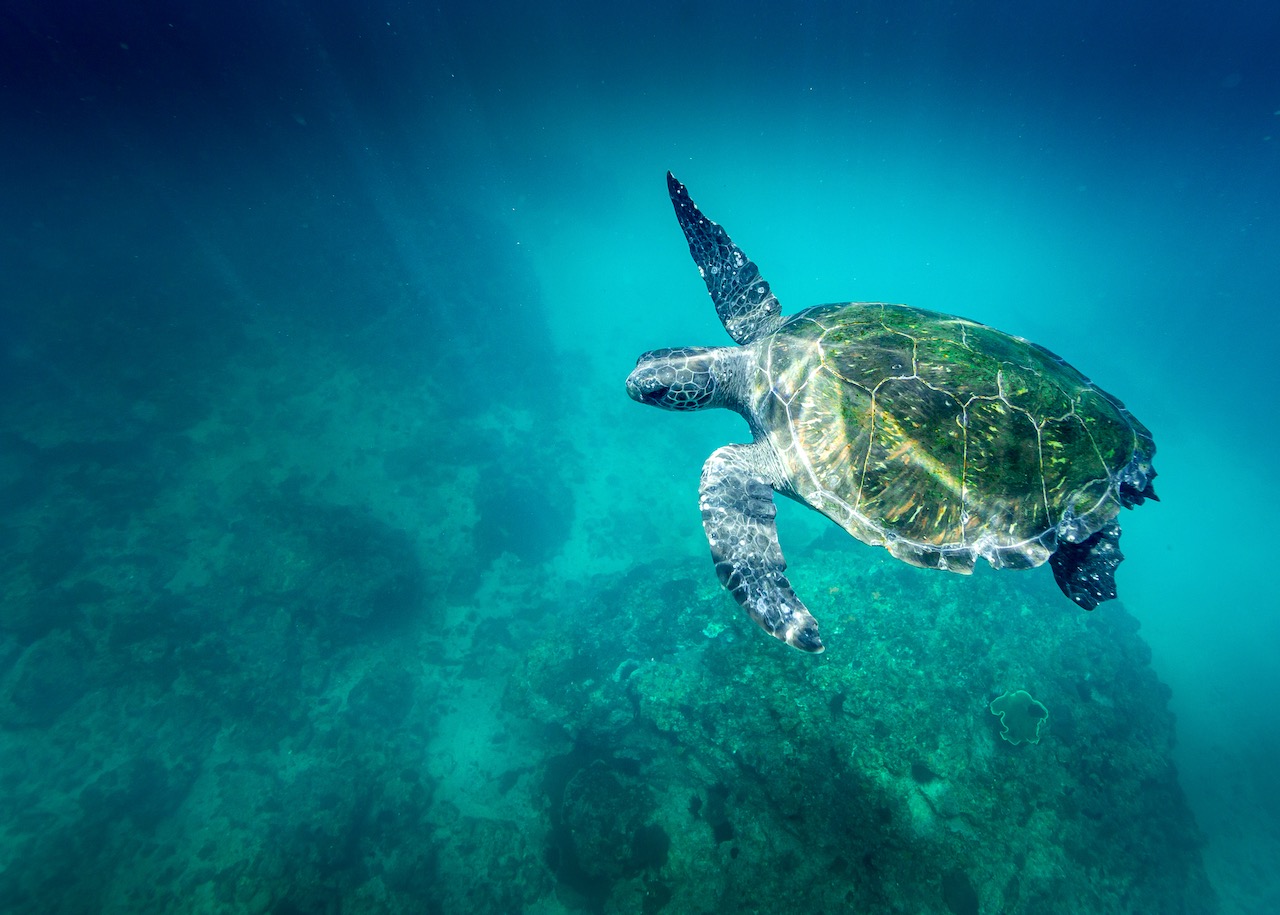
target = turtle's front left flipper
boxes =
[667,172,783,345]
[700,444,824,653]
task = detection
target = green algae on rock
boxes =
[989,689,1050,745]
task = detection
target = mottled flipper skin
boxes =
[700,444,824,652]
[1049,521,1123,610]
[667,172,783,345]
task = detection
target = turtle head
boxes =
[627,346,728,412]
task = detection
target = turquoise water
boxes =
[1,2,1276,912]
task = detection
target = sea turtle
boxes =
[626,173,1157,653]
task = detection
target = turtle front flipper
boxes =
[667,172,783,345]
[1049,520,1124,610]
[700,444,824,653]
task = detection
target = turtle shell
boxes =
[751,303,1155,572]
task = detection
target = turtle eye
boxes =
[645,385,671,404]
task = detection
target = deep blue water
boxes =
[2,2,1277,912]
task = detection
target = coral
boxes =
[989,689,1050,745]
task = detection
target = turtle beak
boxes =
[625,365,663,404]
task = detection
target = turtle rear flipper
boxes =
[700,444,824,653]
[1050,521,1124,610]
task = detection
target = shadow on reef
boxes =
[506,550,1218,915]
[474,464,574,568]
[541,741,673,914]
[228,486,428,639]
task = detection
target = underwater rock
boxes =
[942,867,981,915]
[539,753,670,912]
[0,630,93,727]
[229,494,426,637]
[560,760,655,882]
[78,755,199,831]
[473,464,573,566]
[510,550,1217,914]
[0,195,579,915]
[344,662,418,731]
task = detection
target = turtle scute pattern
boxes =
[752,302,1153,571]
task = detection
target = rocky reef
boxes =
[507,547,1217,914]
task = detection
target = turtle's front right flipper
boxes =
[700,444,824,653]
